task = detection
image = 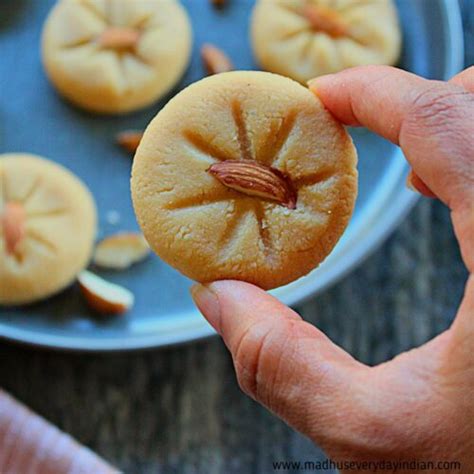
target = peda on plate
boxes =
[251,0,401,84]
[42,0,192,114]
[0,154,97,305]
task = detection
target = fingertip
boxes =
[307,70,361,126]
[194,280,302,348]
[307,66,429,141]
[307,74,335,93]
[191,280,291,336]
[207,280,300,322]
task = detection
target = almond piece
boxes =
[78,271,134,315]
[1,202,26,255]
[208,159,297,209]
[116,130,144,154]
[303,5,348,38]
[93,232,150,270]
[98,27,140,50]
[211,0,226,7]
[201,44,234,75]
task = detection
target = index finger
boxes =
[307,65,462,144]
[308,65,474,271]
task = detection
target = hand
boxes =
[191,66,474,470]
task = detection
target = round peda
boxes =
[131,71,358,290]
[0,154,97,305]
[41,0,192,114]
[251,0,401,84]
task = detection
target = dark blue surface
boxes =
[0,0,463,348]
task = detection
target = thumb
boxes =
[191,280,366,444]
[308,66,474,212]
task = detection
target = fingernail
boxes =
[307,74,335,90]
[406,170,437,199]
[190,283,221,333]
[406,172,417,192]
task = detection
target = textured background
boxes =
[0,1,472,473]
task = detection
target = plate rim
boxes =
[0,0,465,352]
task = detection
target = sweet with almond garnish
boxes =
[0,154,97,305]
[251,0,401,83]
[131,71,357,290]
[41,0,192,114]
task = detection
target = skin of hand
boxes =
[191,65,474,470]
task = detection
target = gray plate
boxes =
[0,0,464,351]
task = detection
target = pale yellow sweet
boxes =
[251,0,401,84]
[0,154,97,305]
[131,71,357,290]
[41,0,192,114]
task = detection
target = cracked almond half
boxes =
[93,232,150,270]
[78,271,134,315]
[0,153,97,306]
[132,71,357,290]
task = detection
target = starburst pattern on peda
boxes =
[166,100,337,261]
[0,172,64,262]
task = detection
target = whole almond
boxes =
[98,27,140,50]
[303,5,348,38]
[201,44,234,75]
[208,160,297,209]
[116,131,144,154]
[2,202,26,255]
